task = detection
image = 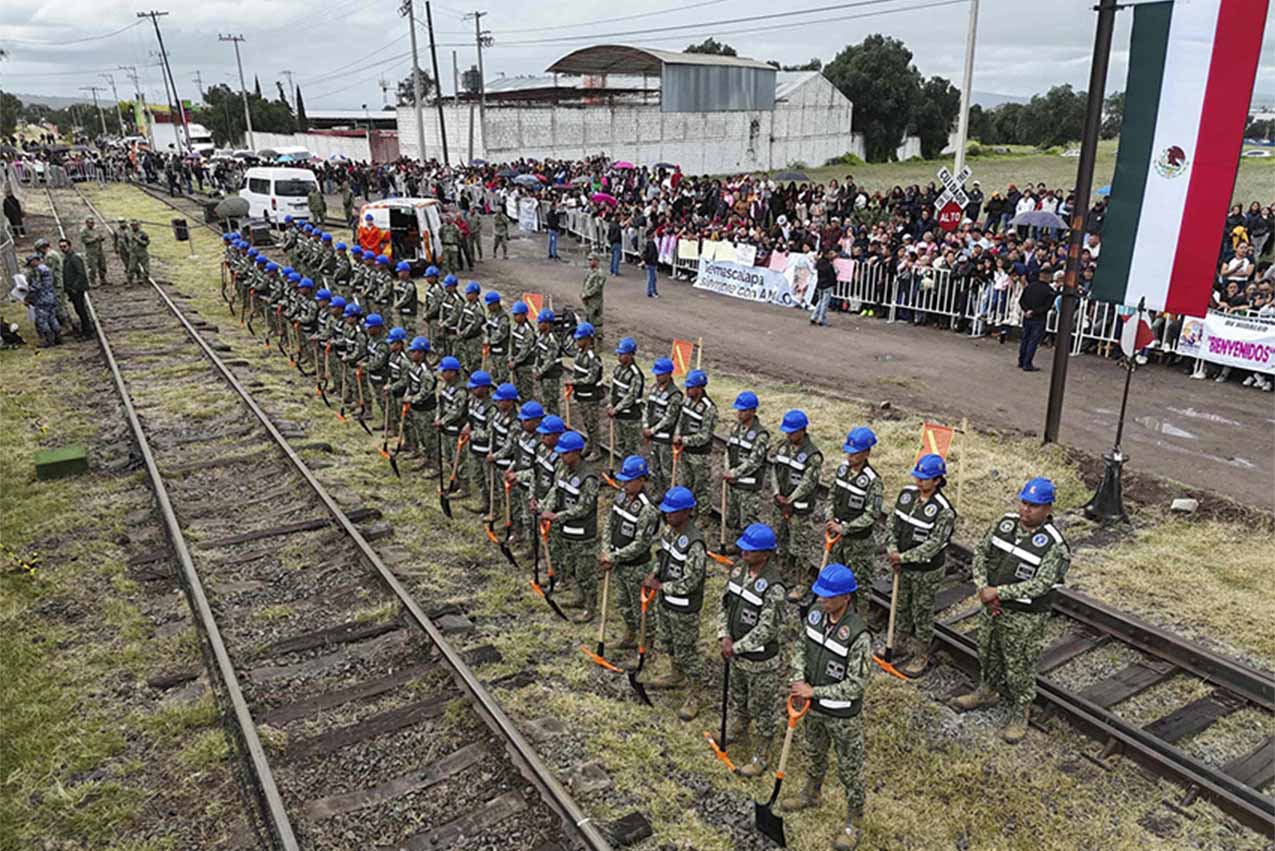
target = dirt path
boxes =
[468,229,1274,511]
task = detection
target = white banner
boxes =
[1175,310,1275,375]
[694,258,804,308]
[504,194,517,219]
[517,197,539,232]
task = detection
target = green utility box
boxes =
[34,446,89,481]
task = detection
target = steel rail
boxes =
[69,185,613,851]
[43,188,301,850]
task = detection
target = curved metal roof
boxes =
[546,44,773,75]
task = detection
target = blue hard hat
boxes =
[615,336,637,355]
[222,233,232,242]
[536,414,565,435]
[811,563,858,597]
[554,430,586,454]
[408,336,430,353]
[282,266,295,276]
[396,260,411,273]
[659,485,696,512]
[733,391,759,411]
[467,370,493,389]
[573,322,594,339]
[375,254,389,265]
[336,242,347,251]
[518,400,545,421]
[303,224,313,233]
[265,261,279,273]
[364,312,384,328]
[615,455,649,482]
[438,355,461,372]
[315,288,332,301]
[736,522,777,552]
[351,247,364,257]
[388,327,408,343]
[298,277,314,289]
[843,427,877,454]
[321,233,332,242]
[444,274,459,286]
[512,301,529,316]
[1019,476,1056,505]
[780,410,809,433]
[493,382,519,401]
[364,251,378,262]
[537,308,555,323]
[247,248,258,257]
[912,453,947,480]
[652,357,674,376]
[330,296,347,309]
[365,212,374,221]
[255,256,268,266]
[426,265,440,277]
[484,291,501,305]
[465,281,480,295]
[685,369,707,389]
[287,272,302,282]
[283,216,293,224]
[344,303,363,317]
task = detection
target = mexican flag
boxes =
[1091,0,1269,317]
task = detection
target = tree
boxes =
[824,35,922,162]
[396,69,436,105]
[1245,116,1274,140]
[1,90,21,137]
[253,75,262,99]
[276,81,289,104]
[967,103,992,144]
[193,83,295,146]
[911,75,961,159]
[1100,91,1124,140]
[684,38,736,56]
[295,86,308,132]
[783,58,822,71]
[1016,85,1086,148]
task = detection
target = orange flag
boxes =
[914,422,955,465]
[522,292,544,316]
[671,339,695,378]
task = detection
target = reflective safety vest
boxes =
[439,383,464,435]
[491,410,515,469]
[486,313,509,355]
[657,523,706,613]
[458,302,484,339]
[388,351,408,397]
[891,486,954,572]
[510,322,535,366]
[986,513,1067,613]
[645,384,682,444]
[610,362,643,420]
[424,282,444,319]
[553,463,597,541]
[366,339,389,383]
[831,462,878,539]
[406,361,436,410]
[534,332,564,378]
[571,350,601,401]
[533,444,557,499]
[801,607,866,718]
[394,279,418,316]
[608,491,655,566]
[726,421,768,492]
[772,436,820,515]
[677,396,714,455]
[515,430,539,472]
[724,564,781,661]
[468,398,493,455]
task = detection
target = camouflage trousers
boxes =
[612,417,643,463]
[831,534,883,618]
[730,658,784,741]
[774,510,819,590]
[397,314,417,338]
[458,337,483,375]
[32,303,60,341]
[894,565,944,644]
[656,607,703,682]
[801,712,866,821]
[492,233,508,258]
[977,607,1049,708]
[573,400,601,457]
[424,318,440,351]
[511,365,535,405]
[443,245,461,274]
[507,482,532,541]
[725,486,764,544]
[86,249,106,284]
[679,453,712,520]
[486,354,510,386]
[538,375,561,417]
[127,254,150,284]
[559,537,598,610]
[582,298,603,333]
[465,452,494,513]
[648,442,674,497]
[612,558,653,635]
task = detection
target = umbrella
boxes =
[276,154,296,163]
[654,162,676,169]
[328,152,350,162]
[570,175,592,186]
[591,192,618,207]
[497,168,519,178]
[772,170,811,182]
[1009,210,1068,229]
[512,174,541,188]
[214,197,250,220]
[1096,185,1111,197]
[612,160,635,170]
[535,173,549,183]
[256,148,279,160]
[470,158,487,165]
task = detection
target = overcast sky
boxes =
[2,0,1273,111]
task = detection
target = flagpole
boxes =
[1086,295,1143,523]
[1043,0,1122,444]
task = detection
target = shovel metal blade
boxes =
[438,491,453,519]
[754,799,787,848]
[499,542,520,569]
[316,386,332,407]
[357,417,374,437]
[530,581,569,621]
[388,454,401,478]
[627,672,652,706]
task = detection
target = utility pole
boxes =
[952,0,980,176]
[464,10,489,162]
[1043,0,1121,444]
[119,65,150,144]
[399,0,429,163]
[81,85,109,136]
[138,11,190,155]
[280,70,296,111]
[425,1,449,165]
[191,70,205,101]
[452,51,460,108]
[101,74,126,135]
[219,34,255,150]
[151,55,179,152]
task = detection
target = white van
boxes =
[239,167,320,224]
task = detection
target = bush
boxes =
[965,143,984,158]
[824,152,866,167]
[786,160,809,170]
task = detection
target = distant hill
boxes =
[8,92,95,109]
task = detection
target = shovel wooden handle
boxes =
[637,586,655,652]
[885,569,901,658]
[719,478,728,549]
[597,568,611,642]
[775,696,811,781]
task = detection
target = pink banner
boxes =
[768,251,789,272]
[833,258,857,283]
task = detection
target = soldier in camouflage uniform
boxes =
[363,314,391,421]
[369,254,393,315]
[504,401,545,546]
[717,522,787,777]
[532,308,567,416]
[422,266,444,346]
[462,370,496,513]
[599,455,661,648]
[347,247,366,300]
[341,183,355,229]
[384,327,411,441]
[645,486,707,721]
[319,296,348,388]
[783,562,872,851]
[317,233,338,290]
[673,369,716,515]
[608,337,645,463]
[886,453,956,678]
[826,427,886,620]
[566,322,604,459]
[434,356,469,496]
[508,301,537,403]
[332,242,353,298]
[113,218,131,268]
[338,303,370,411]
[771,410,823,598]
[723,391,770,551]
[465,205,484,262]
[292,278,320,367]
[438,275,463,358]
[307,185,327,225]
[488,382,521,527]
[126,221,150,286]
[483,292,511,383]
[642,357,683,497]
[392,261,419,337]
[521,414,565,568]
[400,337,438,461]
[542,430,600,622]
[35,239,69,326]
[440,215,462,275]
[80,217,107,286]
[954,477,1069,744]
[455,282,486,374]
[580,254,607,339]
[492,206,510,259]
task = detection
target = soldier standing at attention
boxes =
[317,233,338,290]
[488,382,522,518]
[783,562,872,851]
[404,337,439,464]
[505,401,546,547]
[462,370,496,513]
[332,242,353,297]
[508,301,537,403]
[492,205,510,259]
[826,427,886,620]
[483,291,511,383]
[642,357,683,497]
[341,182,355,229]
[580,254,607,339]
[438,275,463,357]
[422,265,443,345]
[113,218,131,268]
[673,369,716,514]
[522,414,565,566]
[456,282,486,375]
[886,453,957,678]
[953,477,1069,743]
[385,327,411,442]
[434,356,470,496]
[127,220,150,285]
[541,431,600,622]
[307,184,327,225]
[599,455,661,649]
[608,337,645,461]
[566,322,604,460]
[718,522,787,777]
[771,410,823,599]
[440,213,462,274]
[644,486,707,721]
[465,204,484,262]
[392,261,419,336]
[722,391,770,552]
[363,314,391,420]
[533,308,567,416]
[80,217,107,286]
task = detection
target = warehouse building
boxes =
[396,45,856,172]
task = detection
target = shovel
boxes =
[534,518,569,621]
[444,433,470,494]
[707,478,733,567]
[316,343,332,407]
[580,568,623,673]
[704,657,737,773]
[626,587,654,706]
[337,365,350,422]
[245,289,257,335]
[293,321,312,376]
[754,695,811,848]
[670,444,683,487]
[563,384,573,429]
[353,368,374,436]
[436,426,454,519]
[872,570,909,680]
[498,478,519,569]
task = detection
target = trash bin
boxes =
[171,218,190,242]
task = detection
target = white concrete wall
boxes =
[253,131,371,161]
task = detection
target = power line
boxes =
[298,36,410,86]
[0,20,143,46]
[499,0,731,34]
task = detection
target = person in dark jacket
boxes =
[546,203,562,260]
[608,216,624,276]
[1017,269,1055,371]
[3,189,24,237]
[642,230,660,298]
[811,247,838,327]
[59,238,92,338]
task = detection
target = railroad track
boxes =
[103,181,1275,836]
[47,185,610,851]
